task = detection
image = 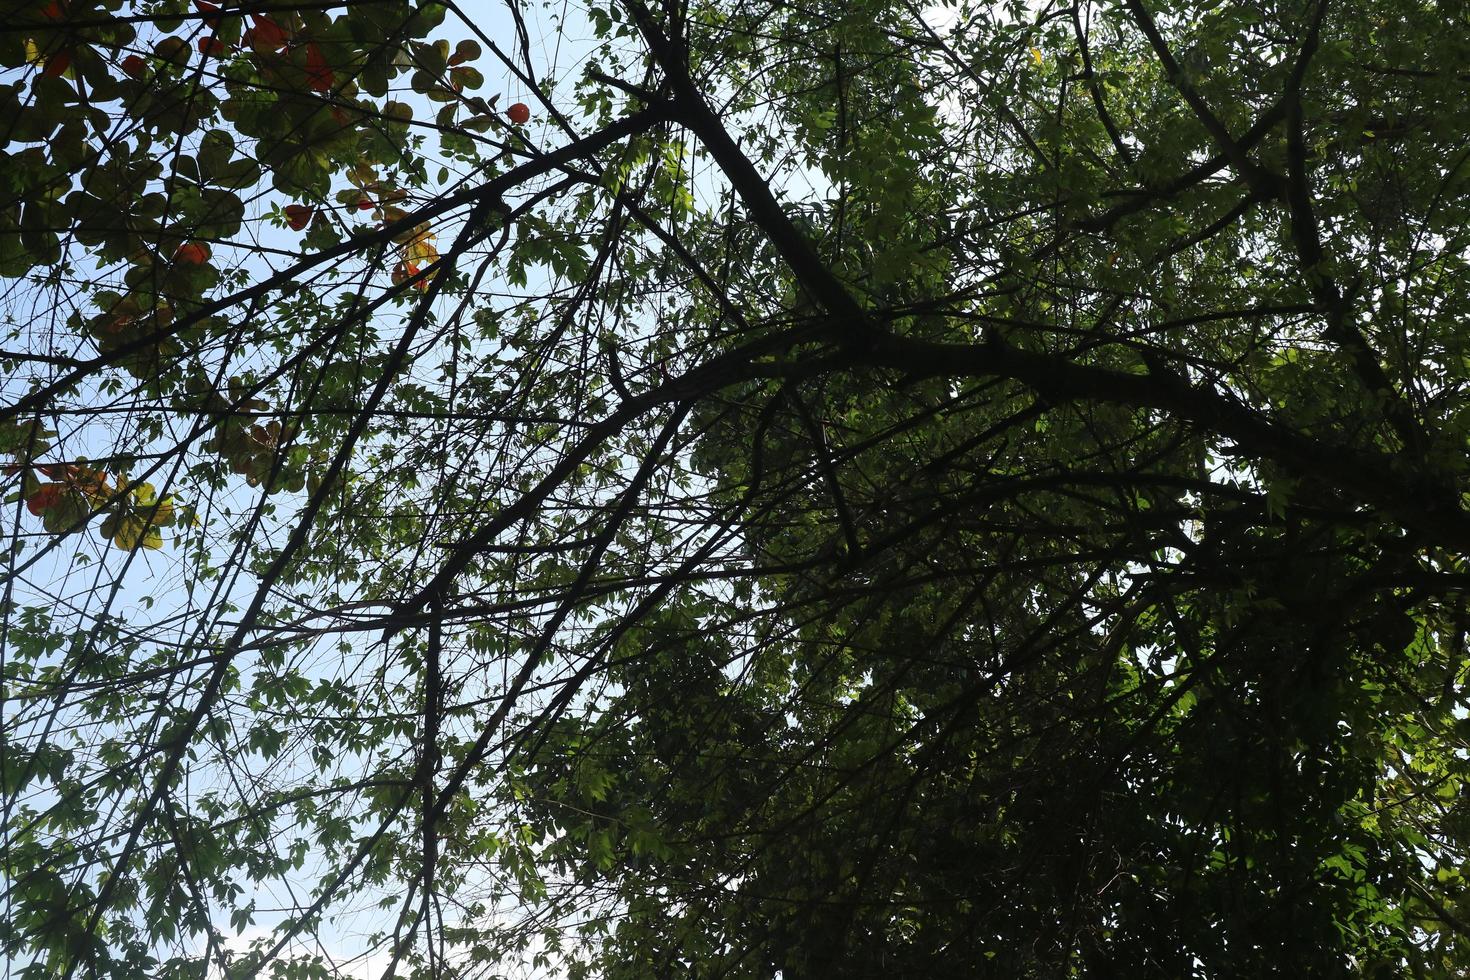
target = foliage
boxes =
[3,0,1470,976]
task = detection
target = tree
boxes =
[3,0,1470,975]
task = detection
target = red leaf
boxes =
[26,483,64,515]
[100,312,132,334]
[120,53,147,78]
[41,48,71,77]
[304,41,333,93]
[246,14,289,51]
[284,204,313,231]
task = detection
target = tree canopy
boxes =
[4,0,1470,975]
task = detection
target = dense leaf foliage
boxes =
[4,0,1470,976]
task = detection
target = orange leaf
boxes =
[174,242,211,264]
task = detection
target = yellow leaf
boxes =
[135,483,175,523]
[404,235,439,266]
[100,483,175,550]
[393,220,431,245]
[1030,47,1043,67]
[109,513,163,551]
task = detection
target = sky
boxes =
[0,0,558,975]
